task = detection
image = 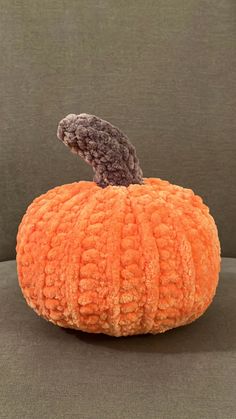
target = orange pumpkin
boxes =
[16,113,221,336]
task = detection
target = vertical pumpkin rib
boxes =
[179,202,220,317]
[171,223,196,324]
[128,185,160,333]
[56,183,99,327]
[126,191,147,334]
[119,193,145,335]
[148,183,196,331]
[104,186,128,336]
[64,186,102,329]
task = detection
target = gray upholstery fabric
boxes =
[0,1,236,261]
[1,3,235,418]
[0,258,236,418]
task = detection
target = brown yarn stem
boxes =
[57,113,143,188]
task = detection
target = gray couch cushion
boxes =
[1,258,235,418]
[1,0,236,261]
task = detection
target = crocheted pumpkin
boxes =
[16,113,221,337]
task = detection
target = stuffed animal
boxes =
[16,113,221,336]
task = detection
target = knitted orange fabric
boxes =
[16,114,221,337]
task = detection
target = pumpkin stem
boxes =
[57,113,143,188]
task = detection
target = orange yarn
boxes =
[16,178,221,336]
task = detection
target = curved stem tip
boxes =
[57,113,143,188]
